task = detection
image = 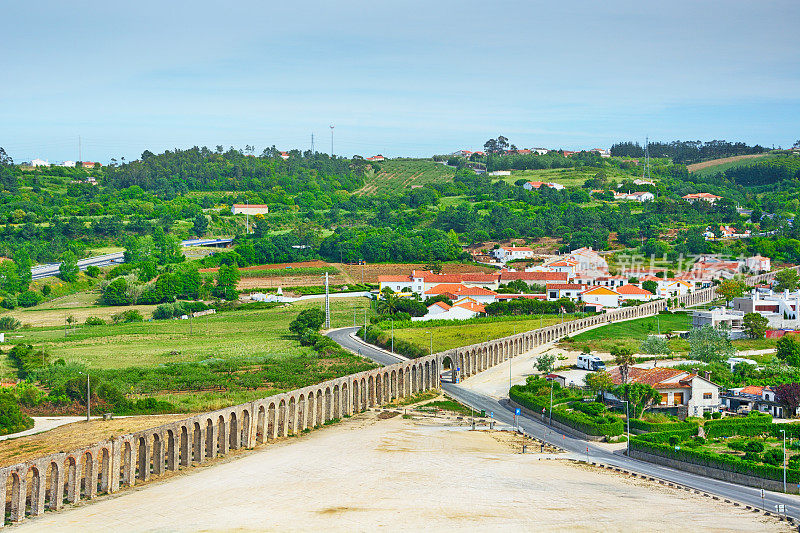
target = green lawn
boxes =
[561,312,692,353]
[7,297,376,374]
[391,315,578,353]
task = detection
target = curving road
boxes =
[329,330,800,520]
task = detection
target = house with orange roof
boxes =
[413,297,487,321]
[721,385,790,417]
[579,286,621,309]
[424,283,498,304]
[682,192,722,204]
[606,367,720,416]
[546,283,586,301]
[616,283,655,302]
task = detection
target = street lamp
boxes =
[621,400,631,454]
[78,371,90,422]
[781,429,787,492]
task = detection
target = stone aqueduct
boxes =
[0,267,791,525]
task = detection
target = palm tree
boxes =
[611,345,634,384]
[377,288,400,315]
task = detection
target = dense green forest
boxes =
[610,140,767,164]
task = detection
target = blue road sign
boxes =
[457,367,460,371]
[515,408,521,416]
[490,411,494,418]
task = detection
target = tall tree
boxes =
[611,346,634,384]
[717,279,746,304]
[775,269,799,292]
[742,312,769,339]
[776,382,800,418]
[58,251,79,283]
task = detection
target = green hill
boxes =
[358,159,455,195]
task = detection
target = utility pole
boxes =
[391,318,394,354]
[324,272,330,329]
[79,371,90,421]
[78,135,81,162]
[330,125,335,157]
[363,308,367,341]
[311,133,315,157]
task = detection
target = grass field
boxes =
[494,167,636,188]
[391,315,578,353]
[560,312,777,355]
[357,159,454,195]
[687,154,773,177]
[7,297,375,375]
[561,312,692,353]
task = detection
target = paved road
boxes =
[330,330,800,520]
[30,238,234,280]
[326,327,405,366]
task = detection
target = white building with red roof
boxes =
[616,284,655,302]
[606,367,720,416]
[231,204,269,215]
[546,283,586,301]
[424,283,498,304]
[413,297,487,321]
[522,181,565,191]
[579,286,620,308]
[682,192,722,204]
[366,155,385,162]
[492,246,535,262]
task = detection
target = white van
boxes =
[576,353,606,371]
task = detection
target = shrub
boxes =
[668,435,681,446]
[0,296,17,309]
[0,316,21,331]
[572,401,606,416]
[763,448,783,466]
[743,451,761,462]
[84,316,105,326]
[703,412,712,420]
[728,440,747,451]
[711,411,722,419]
[744,441,765,453]
[85,265,101,278]
[111,310,144,323]
[41,284,51,296]
[7,344,50,378]
[17,291,40,308]
[0,391,34,435]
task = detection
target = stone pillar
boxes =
[194,425,205,463]
[30,468,45,516]
[85,456,97,499]
[109,440,121,494]
[10,472,26,523]
[206,423,218,460]
[68,459,81,503]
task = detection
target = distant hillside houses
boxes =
[613,191,654,202]
[522,181,565,191]
[682,192,722,204]
[491,246,535,262]
[231,204,269,215]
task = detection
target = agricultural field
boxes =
[391,315,579,353]
[687,154,773,177]
[357,159,455,195]
[493,167,636,188]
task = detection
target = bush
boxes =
[0,391,34,435]
[704,413,772,438]
[628,418,697,434]
[7,344,50,378]
[763,448,783,466]
[711,411,722,419]
[572,401,606,416]
[703,412,712,420]
[41,285,51,296]
[0,316,21,331]
[84,316,105,326]
[0,296,17,309]
[85,265,101,278]
[111,310,144,324]
[744,441,765,453]
[743,451,761,463]
[17,291,40,308]
[289,308,325,335]
[668,435,681,446]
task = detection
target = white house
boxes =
[424,283,498,304]
[231,204,270,215]
[682,192,722,204]
[614,191,654,202]
[488,170,511,176]
[492,246,535,262]
[616,284,655,302]
[607,367,720,416]
[579,286,620,308]
[746,255,771,273]
[732,288,800,327]
[412,299,486,321]
[546,283,586,301]
[523,181,564,191]
[59,160,76,167]
[31,158,50,167]
[662,279,692,298]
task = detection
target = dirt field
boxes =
[17,412,786,532]
[0,415,187,467]
[340,262,496,283]
[686,153,768,173]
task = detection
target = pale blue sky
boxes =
[1,0,798,162]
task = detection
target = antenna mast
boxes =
[311,133,315,156]
[330,125,335,157]
[642,136,651,181]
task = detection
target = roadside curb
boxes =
[346,331,410,361]
[586,461,795,525]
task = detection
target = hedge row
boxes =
[510,387,623,437]
[630,438,800,483]
[628,419,698,434]
[704,413,773,438]
[633,427,699,444]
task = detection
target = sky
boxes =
[1,0,798,163]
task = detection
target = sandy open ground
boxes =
[17,411,785,532]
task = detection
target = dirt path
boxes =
[17,412,785,532]
[687,154,768,173]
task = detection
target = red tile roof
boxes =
[424,283,497,296]
[616,284,653,295]
[608,367,695,388]
[232,204,270,208]
[740,385,764,396]
[429,301,451,311]
[500,271,568,282]
[378,275,411,282]
[454,301,485,313]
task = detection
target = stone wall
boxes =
[5,264,784,525]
